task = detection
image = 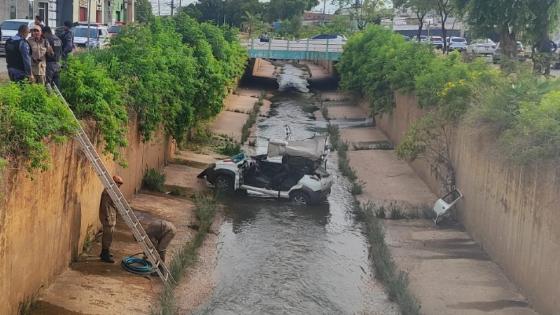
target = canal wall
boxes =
[0,115,173,315]
[375,93,560,315]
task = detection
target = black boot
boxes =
[100,249,115,263]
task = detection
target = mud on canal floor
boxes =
[193,63,398,314]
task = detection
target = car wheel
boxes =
[215,175,234,194]
[290,190,310,206]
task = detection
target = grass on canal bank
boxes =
[359,202,421,315]
[152,194,218,315]
[326,123,420,314]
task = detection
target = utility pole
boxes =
[322,0,327,26]
[170,0,174,16]
[158,0,161,16]
[87,0,91,49]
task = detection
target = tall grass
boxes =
[152,194,218,315]
[359,201,420,315]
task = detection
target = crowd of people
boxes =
[4,16,73,86]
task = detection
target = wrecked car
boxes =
[198,137,333,205]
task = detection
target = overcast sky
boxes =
[149,0,339,17]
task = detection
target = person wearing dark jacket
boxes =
[60,21,74,59]
[43,26,62,86]
[5,24,33,82]
[99,175,124,263]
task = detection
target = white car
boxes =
[72,25,109,49]
[446,37,468,52]
[467,39,496,55]
[0,19,34,55]
[198,137,333,205]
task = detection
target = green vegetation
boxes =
[338,25,560,193]
[0,84,78,171]
[153,194,218,315]
[241,97,264,144]
[218,141,242,156]
[359,201,420,315]
[142,168,166,192]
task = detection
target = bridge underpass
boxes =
[243,39,344,61]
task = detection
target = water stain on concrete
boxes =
[448,299,530,312]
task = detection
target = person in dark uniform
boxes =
[99,175,124,263]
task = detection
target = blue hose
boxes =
[121,254,153,275]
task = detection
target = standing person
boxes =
[145,219,177,263]
[60,21,74,59]
[99,175,124,263]
[28,25,52,84]
[43,26,62,86]
[5,24,33,82]
[34,15,45,30]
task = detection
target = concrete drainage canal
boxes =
[193,63,399,314]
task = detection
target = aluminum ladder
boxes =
[49,84,174,286]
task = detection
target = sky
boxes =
[149,0,340,17]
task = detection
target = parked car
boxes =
[72,24,109,49]
[310,34,347,42]
[467,39,497,55]
[197,137,333,205]
[430,36,444,49]
[446,36,468,52]
[107,24,123,37]
[492,41,527,64]
[0,19,34,56]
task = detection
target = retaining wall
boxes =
[0,115,173,315]
[376,93,560,315]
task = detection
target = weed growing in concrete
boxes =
[327,124,340,150]
[18,293,39,315]
[351,181,364,195]
[359,201,421,315]
[142,168,166,192]
[241,96,265,144]
[390,207,407,220]
[152,194,218,315]
[338,143,358,182]
[218,141,242,156]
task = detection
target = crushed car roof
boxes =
[267,136,327,160]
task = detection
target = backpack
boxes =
[5,37,25,71]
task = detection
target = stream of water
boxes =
[194,63,397,315]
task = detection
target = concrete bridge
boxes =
[243,39,345,61]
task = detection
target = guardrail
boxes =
[243,38,344,61]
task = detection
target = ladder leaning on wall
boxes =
[48,84,174,287]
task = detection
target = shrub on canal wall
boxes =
[55,16,247,168]
[0,16,246,173]
[0,84,78,171]
[338,25,560,165]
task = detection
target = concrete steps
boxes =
[172,150,223,169]
[163,164,208,196]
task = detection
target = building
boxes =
[303,11,333,26]
[1,0,134,27]
[391,7,465,38]
[0,0,31,22]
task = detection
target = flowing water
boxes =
[194,63,397,315]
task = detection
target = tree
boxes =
[266,0,319,22]
[434,0,455,52]
[457,0,532,60]
[135,0,154,23]
[334,0,392,30]
[394,0,437,41]
[527,0,560,75]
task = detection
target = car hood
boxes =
[1,30,18,40]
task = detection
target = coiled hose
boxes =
[121,253,153,276]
